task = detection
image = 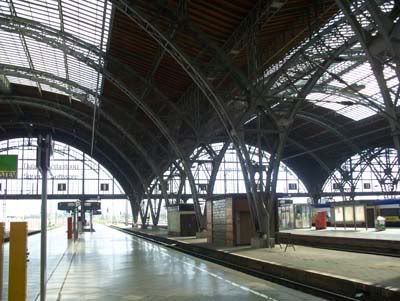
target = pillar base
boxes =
[196,230,207,239]
[251,237,275,248]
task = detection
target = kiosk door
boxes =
[366,207,375,228]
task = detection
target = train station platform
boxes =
[121,225,400,301]
[277,227,400,256]
[280,227,400,240]
[1,225,325,301]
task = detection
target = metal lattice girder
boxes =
[371,148,400,193]
[90,0,110,155]
[129,198,141,225]
[312,84,384,112]
[260,2,398,110]
[336,0,400,161]
[0,63,94,102]
[139,199,150,226]
[365,0,400,67]
[300,54,400,124]
[262,13,355,95]
[327,147,400,197]
[174,0,288,113]
[335,148,384,194]
[266,41,354,206]
[205,141,230,198]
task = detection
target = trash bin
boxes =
[315,211,327,230]
[375,216,386,231]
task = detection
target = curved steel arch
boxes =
[268,42,353,200]
[0,119,141,195]
[295,112,361,153]
[365,1,400,74]
[0,14,206,229]
[0,63,95,103]
[1,95,184,224]
[2,68,175,176]
[312,84,385,112]
[0,14,198,136]
[263,14,354,94]
[0,98,148,197]
[0,131,130,193]
[1,85,174,196]
[0,125,134,197]
[323,147,400,198]
[0,141,119,180]
[110,0,285,232]
[285,137,345,198]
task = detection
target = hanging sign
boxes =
[0,155,18,178]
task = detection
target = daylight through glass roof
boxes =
[262,0,398,122]
[0,0,112,104]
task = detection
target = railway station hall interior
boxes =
[1,0,400,300]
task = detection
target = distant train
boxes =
[313,199,400,227]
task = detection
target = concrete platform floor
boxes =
[129,226,400,292]
[1,225,326,301]
[280,227,400,241]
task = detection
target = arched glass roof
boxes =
[0,0,112,103]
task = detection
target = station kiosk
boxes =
[278,199,312,230]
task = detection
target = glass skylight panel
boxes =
[67,54,99,92]
[0,31,29,68]
[0,2,9,13]
[25,37,66,78]
[62,0,112,51]
[12,0,60,29]
[306,92,377,121]
[338,103,376,121]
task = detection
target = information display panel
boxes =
[0,155,18,178]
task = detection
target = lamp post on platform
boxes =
[37,134,52,301]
